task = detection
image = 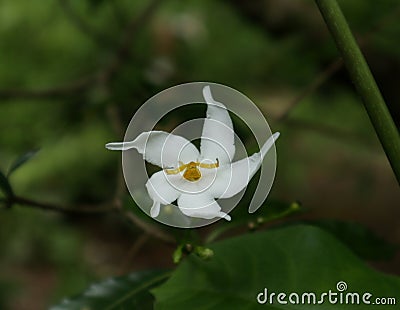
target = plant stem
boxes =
[315,0,400,184]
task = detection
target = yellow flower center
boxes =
[165,159,219,182]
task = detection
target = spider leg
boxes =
[165,163,187,174]
[199,158,219,169]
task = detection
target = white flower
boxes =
[106,86,279,222]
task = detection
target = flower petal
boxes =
[145,170,181,217]
[150,201,161,218]
[106,131,199,168]
[177,193,231,221]
[210,132,280,199]
[200,86,235,165]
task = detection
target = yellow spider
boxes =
[165,159,219,182]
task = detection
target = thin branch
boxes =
[265,26,391,147]
[0,0,174,245]
[358,5,400,46]
[273,5,400,152]
[101,0,174,245]
[283,119,376,148]
[97,0,163,85]
[315,0,400,184]
[278,58,343,121]
[107,150,175,246]
[0,0,163,101]
[121,210,176,245]
[277,4,400,121]
[106,104,126,137]
[118,234,150,275]
[11,195,115,215]
[59,0,113,47]
[0,76,94,100]
[5,194,176,244]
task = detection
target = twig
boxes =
[106,106,176,245]
[103,0,173,244]
[5,194,176,244]
[118,234,150,275]
[11,195,115,214]
[205,202,301,244]
[0,76,94,100]
[58,0,113,47]
[121,210,175,244]
[315,0,400,184]
[284,119,375,148]
[106,104,126,137]
[101,1,174,245]
[358,5,400,46]
[273,5,400,151]
[278,58,343,121]
[277,4,400,121]
[0,0,163,101]
[97,0,163,85]
[0,0,175,245]
[107,145,176,246]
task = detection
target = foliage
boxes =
[51,270,170,310]
[49,225,400,309]
[154,225,400,309]
[0,0,399,308]
[7,149,40,177]
[302,219,398,261]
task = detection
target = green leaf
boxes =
[50,270,171,310]
[0,171,13,198]
[303,219,398,261]
[153,225,400,309]
[7,148,39,177]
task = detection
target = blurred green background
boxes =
[0,0,399,309]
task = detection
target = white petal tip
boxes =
[202,85,224,108]
[202,85,211,96]
[105,141,136,151]
[150,209,159,218]
[272,132,280,140]
[219,213,231,221]
[105,142,125,150]
[150,202,161,218]
[202,86,212,102]
[259,132,280,156]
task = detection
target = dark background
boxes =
[0,0,399,309]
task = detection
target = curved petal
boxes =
[200,86,235,165]
[150,201,161,218]
[178,193,231,221]
[210,132,280,199]
[106,131,199,168]
[145,171,181,217]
